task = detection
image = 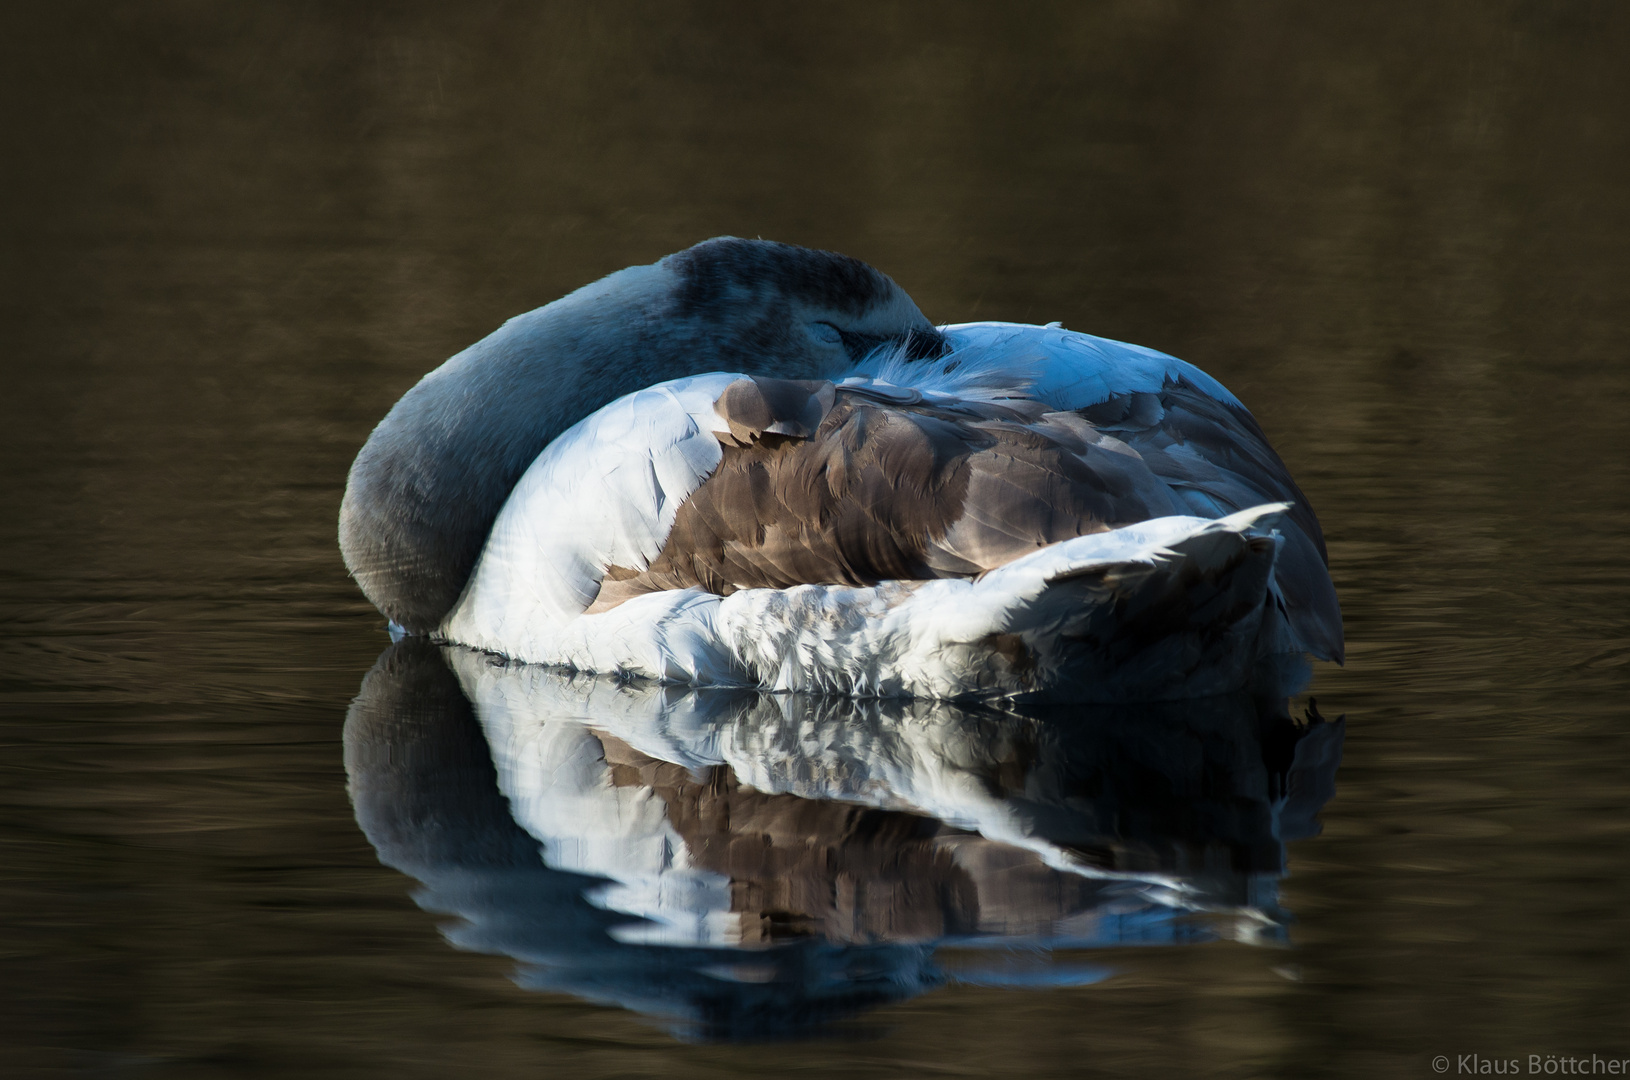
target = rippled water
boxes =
[3,2,1628,1076]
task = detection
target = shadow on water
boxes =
[345,641,1342,1041]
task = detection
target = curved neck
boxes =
[339,265,856,632]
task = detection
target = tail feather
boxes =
[895,504,1297,701]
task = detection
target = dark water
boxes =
[3,2,1628,1076]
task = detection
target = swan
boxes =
[340,238,1341,701]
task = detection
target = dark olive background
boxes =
[2,2,1627,1076]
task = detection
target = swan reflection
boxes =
[345,641,1342,1039]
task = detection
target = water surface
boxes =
[3,2,1628,1076]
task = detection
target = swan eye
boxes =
[809,321,843,346]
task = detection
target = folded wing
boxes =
[587,377,1191,612]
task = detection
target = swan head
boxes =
[340,237,937,634]
[658,237,942,370]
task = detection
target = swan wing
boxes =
[443,335,1337,693]
[935,323,1342,662]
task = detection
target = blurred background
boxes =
[1,1,1627,1076]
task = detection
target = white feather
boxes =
[935,322,1245,410]
[442,373,737,641]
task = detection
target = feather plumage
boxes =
[344,240,1340,699]
[437,321,1341,699]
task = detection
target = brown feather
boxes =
[587,385,1190,612]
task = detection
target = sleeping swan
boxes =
[340,238,1341,701]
